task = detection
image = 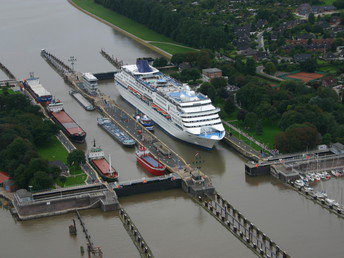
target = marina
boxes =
[1,0,344,257]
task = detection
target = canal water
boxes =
[0,0,343,257]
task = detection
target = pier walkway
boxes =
[0,61,16,79]
[40,49,289,257]
[76,210,103,257]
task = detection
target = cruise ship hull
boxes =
[116,83,220,149]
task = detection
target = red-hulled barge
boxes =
[88,143,118,181]
[47,101,86,143]
[136,146,166,176]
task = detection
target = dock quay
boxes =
[222,132,260,162]
[197,192,289,258]
[246,148,343,181]
[12,184,119,221]
[0,61,16,79]
[113,173,181,197]
[118,208,154,257]
[76,210,103,257]
[100,49,123,69]
[40,49,289,257]
[93,71,117,80]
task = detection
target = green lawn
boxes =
[73,0,177,44]
[150,43,198,55]
[0,88,16,95]
[224,124,264,152]
[37,136,69,163]
[38,136,87,187]
[226,118,281,149]
[70,165,84,175]
[57,174,87,187]
[320,0,336,5]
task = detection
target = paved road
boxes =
[223,121,275,156]
[256,66,284,82]
[256,31,265,51]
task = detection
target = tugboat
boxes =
[136,146,166,176]
[136,114,154,131]
[88,140,118,181]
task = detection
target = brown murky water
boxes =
[1,1,343,257]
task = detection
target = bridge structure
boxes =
[38,49,289,257]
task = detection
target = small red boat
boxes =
[88,142,118,181]
[136,146,166,176]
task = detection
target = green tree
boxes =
[224,99,236,114]
[237,109,248,121]
[322,133,332,145]
[171,53,185,65]
[245,58,256,75]
[67,149,85,167]
[244,112,258,129]
[275,124,320,153]
[264,62,277,75]
[153,57,168,67]
[210,77,227,89]
[30,171,54,190]
[334,0,344,9]
[308,13,315,24]
[299,58,317,73]
[256,119,263,135]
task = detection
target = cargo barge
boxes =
[88,142,118,181]
[136,146,166,176]
[69,90,95,111]
[23,74,52,105]
[47,101,86,143]
[97,117,135,147]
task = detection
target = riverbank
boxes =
[69,0,197,57]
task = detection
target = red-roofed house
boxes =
[0,172,11,186]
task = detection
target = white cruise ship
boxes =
[114,59,225,149]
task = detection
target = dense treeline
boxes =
[236,81,344,152]
[94,0,228,49]
[0,91,59,190]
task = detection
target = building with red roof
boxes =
[0,172,11,186]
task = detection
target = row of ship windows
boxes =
[180,112,219,119]
[183,121,222,128]
[182,117,220,124]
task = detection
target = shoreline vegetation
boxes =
[69,0,197,56]
[37,136,87,188]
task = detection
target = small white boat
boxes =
[325,198,340,207]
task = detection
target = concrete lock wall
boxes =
[15,196,93,216]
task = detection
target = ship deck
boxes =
[51,111,84,135]
[142,155,160,168]
[93,158,116,176]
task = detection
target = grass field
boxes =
[226,118,281,149]
[57,174,87,187]
[38,136,86,187]
[72,0,194,54]
[224,124,264,152]
[320,0,336,5]
[150,43,198,55]
[37,137,69,163]
[0,88,17,95]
